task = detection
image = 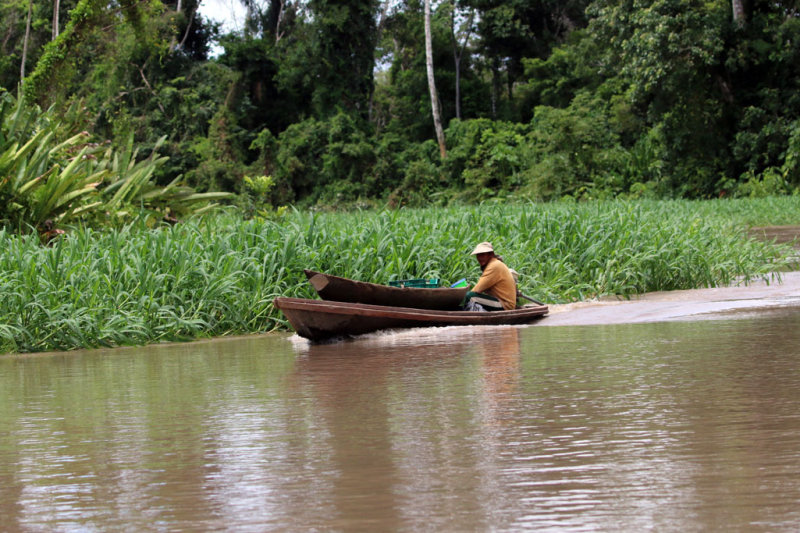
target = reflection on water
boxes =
[3,314,800,531]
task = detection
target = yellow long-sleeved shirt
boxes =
[472,257,517,310]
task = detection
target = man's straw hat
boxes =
[470,241,494,255]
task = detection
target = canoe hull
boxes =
[304,269,468,310]
[274,297,549,341]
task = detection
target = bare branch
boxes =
[137,64,167,115]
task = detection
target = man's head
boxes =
[471,241,495,268]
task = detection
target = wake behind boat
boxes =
[304,269,468,310]
[274,297,549,341]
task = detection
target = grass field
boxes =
[2,197,799,354]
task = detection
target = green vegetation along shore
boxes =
[2,197,799,355]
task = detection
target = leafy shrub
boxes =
[461,123,531,198]
[523,93,628,200]
[441,118,495,185]
[387,154,442,207]
[92,133,232,225]
[273,111,381,205]
[0,91,230,234]
[272,117,332,202]
[237,175,286,220]
[0,93,107,232]
[735,167,793,198]
[777,118,800,187]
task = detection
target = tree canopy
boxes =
[2,0,800,212]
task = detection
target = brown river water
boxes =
[3,230,800,531]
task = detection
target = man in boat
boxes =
[463,242,517,311]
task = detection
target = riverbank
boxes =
[2,197,799,354]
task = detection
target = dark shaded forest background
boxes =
[4,0,800,208]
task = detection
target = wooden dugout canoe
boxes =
[304,269,469,310]
[273,297,549,342]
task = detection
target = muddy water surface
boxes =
[3,305,800,531]
[4,227,800,531]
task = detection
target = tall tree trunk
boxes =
[369,0,393,121]
[21,0,33,80]
[425,0,446,159]
[450,5,474,120]
[274,0,286,43]
[178,5,197,49]
[52,0,60,40]
[454,54,461,119]
[169,0,188,51]
[732,0,746,26]
[490,58,500,120]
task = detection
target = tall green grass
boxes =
[1,197,798,354]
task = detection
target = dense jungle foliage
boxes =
[2,0,800,228]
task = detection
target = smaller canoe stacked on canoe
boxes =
[272,270,549,341]
[304,269,467,310]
